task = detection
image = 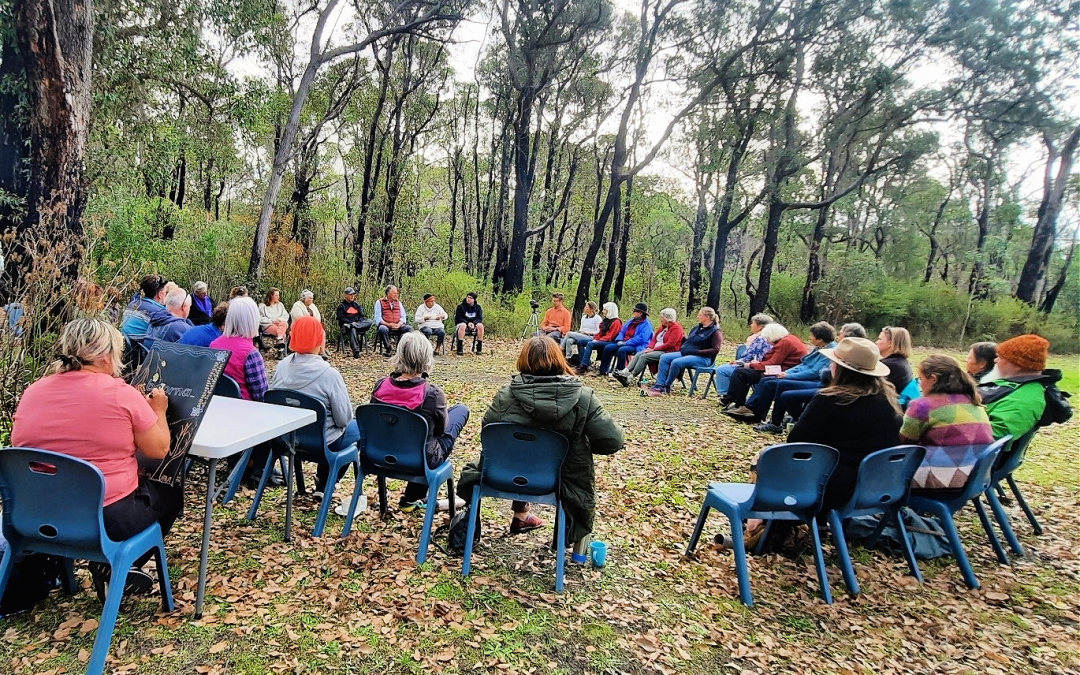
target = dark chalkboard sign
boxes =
[129,341,230,485]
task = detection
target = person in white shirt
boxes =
[561,301,601,361]
[415,294,448,355]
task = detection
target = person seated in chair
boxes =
[12,317,181,597]
[574,302,621,374]
[711,314,776,398]
[875,326,914,394]
[965,341,997,382]
[596,303,652,376]
[979,334,1061,443]
[188,282,214,326]
[290,289,322,323]
[370,331,469,512]
[415,293,448,355]
[561,300,600,362]
[534,293,571,341]
[614,307,684,387]
[121,274,172,338]
[374,285,412,355]
[459,336,624,540]
[901,355,993,493]
[145,288,193,344]
[767,322,869,426]
[337,287,374,358]
[453,292,485,355]
[272,316,360,499]
[727,321,836,431]
[258,288,290,357]
[179,302,228,348]
[644,307,722,396]
[720,324,808,412]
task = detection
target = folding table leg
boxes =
[284,432,296,542]
[196,458,218,619]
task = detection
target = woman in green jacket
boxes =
[460,336,625,543]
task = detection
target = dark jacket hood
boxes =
[507,374,584,422]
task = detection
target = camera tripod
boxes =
[521,307,540,338]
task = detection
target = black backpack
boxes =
[1038,385,1072,427]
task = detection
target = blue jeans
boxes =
[777,388,819,424]
[599,343,637,374]
[656,353,713,388]
[317,420,362,491]
[746,378,821,421]
[712,364,739,395]
[580,340,614,368]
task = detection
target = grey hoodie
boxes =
[271,354,353,443]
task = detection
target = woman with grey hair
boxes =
[562,300,601,361]
[614,308,684,387]
[370,331,470,511]
[290,289,322,323]
[210,297,268,401]
[189,281,215,325]
[12,317,179,597]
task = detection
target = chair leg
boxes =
[828,511,859,596]
[891,509,923,584]
[87,564,127,675]
[246,451,278,521]
[973,495,1009,564]
[937,507,980,589]
[462,492,483,577]
[153,541,175,612]
[447,477,457,520]
[0,542,20,600]
[220,447,253,505]
[377,476,389,514]
[555,501,567,592]
[1006,474,1043,535]
[60,557,78,595]
[341,462,363,538]
[809,518,833,604]
[685,502,711,555]
[985,485,1024,557]
[687,370,700,397]
[701,373,716,400]
[416,482,440,564]
[753,520,772,556]
[728,516,754,607]
[311,459,338,538]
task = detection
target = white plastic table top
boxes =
[190,396,315,459]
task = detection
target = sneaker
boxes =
[613,370,631,387]
[510,513,544,534]
[724,406,757,420]
[574,364,590,375]
[437,497,467,512]
[335,495,368,517]
[123,569,155,596]
[753,422,785,434]
[643,386,668,397]
[398,499,427,513]
[311,490,324,502]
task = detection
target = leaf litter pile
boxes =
[3,339,1078,674]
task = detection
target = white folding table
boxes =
[188,396,315,618]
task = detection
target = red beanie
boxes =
[997,334,1049,372]
[289,316,325,353]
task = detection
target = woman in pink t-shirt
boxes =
[12,318,180,597]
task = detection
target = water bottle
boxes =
[571,535,591,564]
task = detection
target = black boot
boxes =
[475,340,483,354]
[456,340,464,356]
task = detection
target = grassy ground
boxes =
[3,341,1078,675]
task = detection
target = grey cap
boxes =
[344,287,356,295]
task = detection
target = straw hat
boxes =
[819,337,891,377]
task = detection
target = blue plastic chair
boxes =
[462,423,571,591]
[247,390,362,538]
[685,443,839,607]
[825,445,926,596]
[686,354,722,399]
[354,403,456,563]
[0,448,174,675]
[982,429,1040,558]
[907,436,1010,589]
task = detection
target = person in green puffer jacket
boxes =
[458,336,625,543]
[980,334,1056,441]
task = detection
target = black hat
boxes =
[633,302,648,314]
[423,293,434,301]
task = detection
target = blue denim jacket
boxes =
[783,341,837,381]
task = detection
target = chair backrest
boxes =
[0,447,108,552]
[263,389,328,455]
[845,445,926,512]
[993,429,1036,479]
[958,435,1011,502]
[355,403,430,475]
[213,374,242,399]
[479,423,571,497]
[752,443,839,514]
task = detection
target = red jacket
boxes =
[648,321,684,352]
[594,318,622,342]
[750,334,809,371]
